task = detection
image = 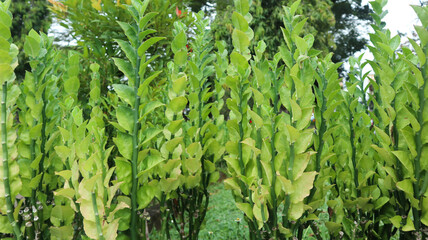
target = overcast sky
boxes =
[363,0,421,36]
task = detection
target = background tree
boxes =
[10,0,52,81]
[190,0,372,76]
[48,0,194,107]
[331,0,372,76]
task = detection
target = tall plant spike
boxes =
[112,0,164,238]
[0,0,22,239]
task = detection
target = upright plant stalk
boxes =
[112,1,164,239]
[2,83,22,240]
[0,2,21,239]
[409,5,428,235]
[20,31,58,236]
[130,27,142,240]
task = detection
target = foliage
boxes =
[330,0,372,63]
[0,0,428,239]
[211,0,336,58]
[9,0,51,81]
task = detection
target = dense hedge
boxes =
[0,0,427,239]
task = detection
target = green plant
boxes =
[160,11,223,239]
[0,1,22,239]
[367,0,428,238]
[111,0,165,238]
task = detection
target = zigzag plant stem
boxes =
[269,69,279,238]
[90,171,104,240]
[348,108,360,198]
[130,25,142,240]
[282,45,296,231]
[2,82,22,240]
[38,86,47,192]
[413,56,427,234]
[29,119,41,235]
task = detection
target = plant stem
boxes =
[269,71,280,238]
[412,60,427,233]
[38,86,47,192]
[130,27,142,240]
[2,82,22,240]
[348,109,360,198]
[90,172,104,240]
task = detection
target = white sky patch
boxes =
[362,0,422,38]
[383,0,421,36]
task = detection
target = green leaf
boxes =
[286,125,300,143]
[115,158,132,195]
[137,182,157,209]
[167,119,183,135]
[116,106,134,132]
[24,36,41,58]
[64,76,80,96]
[141,128,162,145]
[374,126,391,146]
[325,222,342,237]
[113,58,135,84]
[232,29,250,53]
[292,152,313,180]
[292,18,308,36]
[50,205,75,227]
[411,5,428,28]
[139,150,165,175]
[117,21,138,47]
[390,215,402,228]
[414,25,428,47]
[174,50,187,67]
[159,177,181,192]
[138,29,157,41]
[171,31,187,53]
[295,36,308,53]
[236,202,253,219]
[421,197,428,226]
[54,188,75,199]
[50,226,73,240]
[55,146,71,161]
[72,107,83,126]
[138,70,162,96]
[172,75,187,95]
[402,210,416,231]
[247,109,263,129]
[290,172,317,203]
[115,39,137,67]
[290,99,302,122]
[137,37,165,57]
[0,10,11,28]
[289,0,301,15]
[141,101,164,119]
[0,22,11,40]
[168,96,188,113]
[234,0,250,15]
[183,157,201,174]
[230,51,249,70]
[0,215,12,233]
[29,123,42,139]
[138,12,158,31]
[165,137,183,152]
[289,201,304,220]
[408,38,426,66]
[374,196,389,210]
[113,84,135,107]
[114,132,133,160]
[232,12,248,32]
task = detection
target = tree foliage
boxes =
[10,0,51,80]
[331,0,372,65]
